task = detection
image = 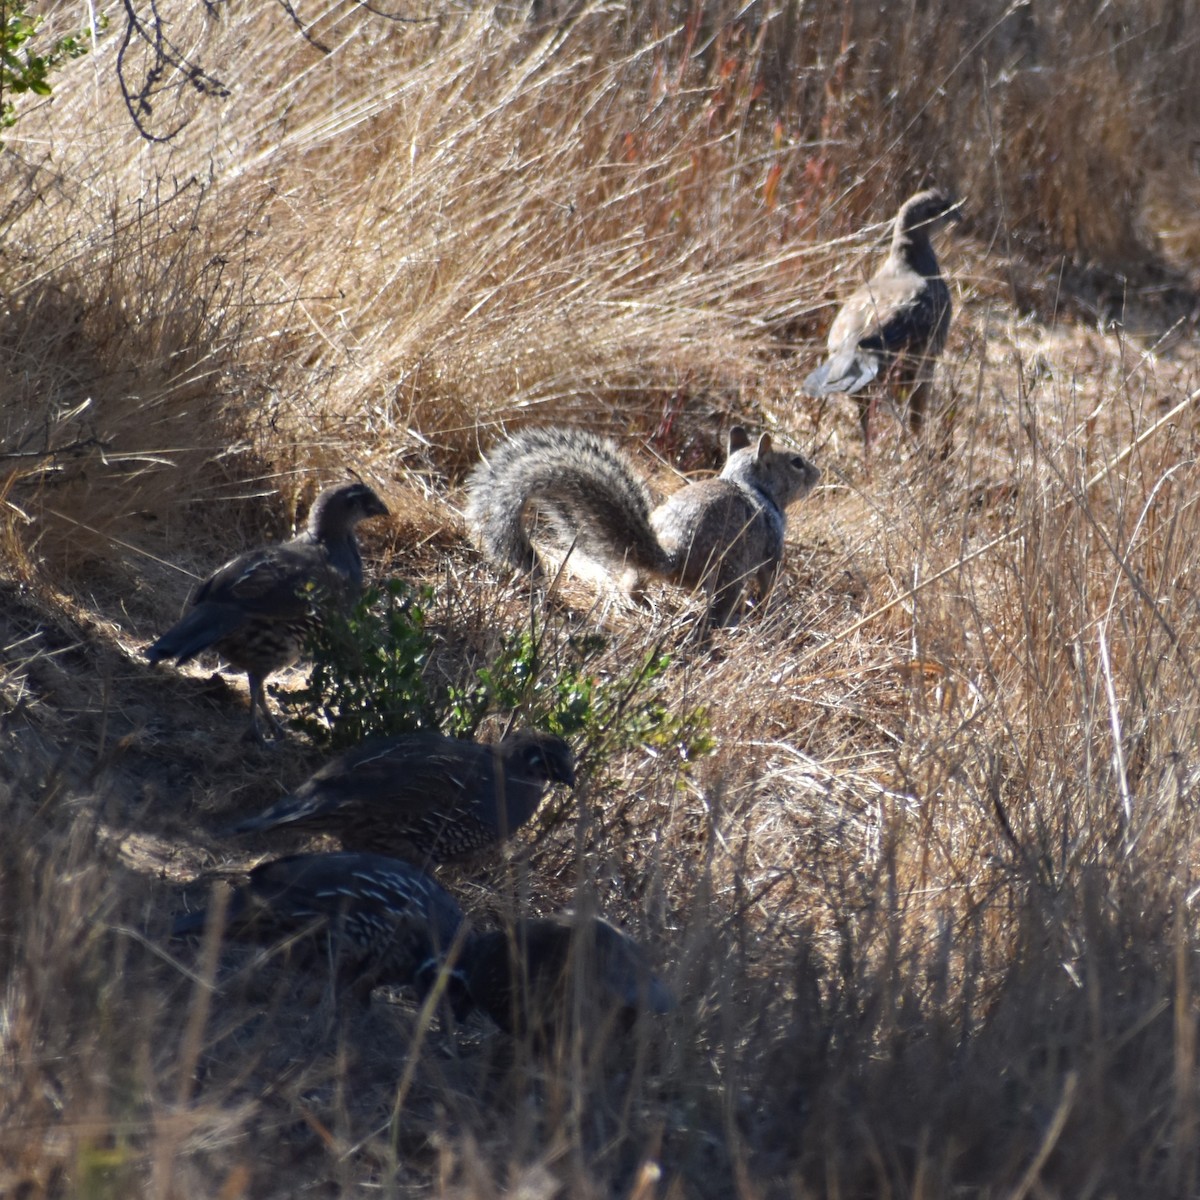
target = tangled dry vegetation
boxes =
[3,2,1200,1197]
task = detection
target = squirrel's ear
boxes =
[756,433,773,455]
[728,426,750,453]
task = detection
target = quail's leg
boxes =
[856,392,878,455]
[246,674,285,743]
[907,376,929,435]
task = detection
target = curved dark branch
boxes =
[272,0,332,54]
[117,0,231,143]
[351,0,440,24]
[114,0,443,142]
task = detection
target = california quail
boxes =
[459,914,675,1039]
[803,189,958,442]
[172,851,468,1001]
[146,481,389,741]
[223,729,577,863]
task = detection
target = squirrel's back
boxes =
[654,431,820,623]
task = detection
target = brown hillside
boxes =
[3,3,1200,1196]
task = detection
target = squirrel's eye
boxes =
[790,456,808,468]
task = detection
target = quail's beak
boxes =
[369,495,390,518]
[557,761,577,789]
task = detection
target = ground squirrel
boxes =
[803,189,958,443]
[465,426,820,626]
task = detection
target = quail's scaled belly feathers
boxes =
[174,868,671,1036]
[224,729,577,863]
[172,851,467,997]
[803,189,957,437]
[146,482,389,741]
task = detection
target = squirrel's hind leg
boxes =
[706,574,749,628]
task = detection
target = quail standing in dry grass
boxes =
[146,481,389,741]
[803,189,958,444]
[458,914,675,1040]
[172,851,468,1002]
[223,729,577,863]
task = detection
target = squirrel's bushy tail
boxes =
[464,427,671,579]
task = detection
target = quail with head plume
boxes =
[172,851,468,1002]
[223,729,577,863]
[458,913,675,1040]
[803,189,958,443]
[146,481,389,741]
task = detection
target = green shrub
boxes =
[281,581,712,772]
[447,624,712,767]
[1,3,94,132]
[276,579,435,749]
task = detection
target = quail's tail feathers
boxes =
[220,787,314,837]
[465,427,672,579]
[146,603,249,666]
[803,349,880,398]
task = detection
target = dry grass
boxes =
[4,1,1200,1196]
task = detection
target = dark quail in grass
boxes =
[803,188,958,443]
[460,914,675,1040]
[223,729,577,863]
[146,481,389,742]
[171,851,468,1002]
